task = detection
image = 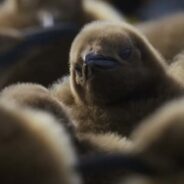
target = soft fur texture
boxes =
[51,21,184,136]
[121,98,184,184]
[168,51,184,84]
[137,13,184,62]
[0,83,72,125]
[0,100,81,184]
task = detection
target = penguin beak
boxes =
[83,53,120,80]
[84,53,120,70]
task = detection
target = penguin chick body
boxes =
[51,21,184,136]
[0,100,81,184]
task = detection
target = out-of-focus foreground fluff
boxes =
[0,100,81,184]
[121,98,184,184]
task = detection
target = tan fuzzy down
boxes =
[168,51,184,84]
[0,100,81,184]
[77,132,133,154]
[50,77,75,106]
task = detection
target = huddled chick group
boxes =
[0,1,184,184]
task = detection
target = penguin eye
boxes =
[75,64,82,76]
[119,47,132,60]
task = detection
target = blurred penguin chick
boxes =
[0,0,83,28]
[0,0,124,29]
[0,83,72,125]
[0,100,81,184]
[51,21,184,136]
[121,98,184,184]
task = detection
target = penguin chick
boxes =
[137,13,184,62]
[0,100,81,184]
[51,21,184,136]
[121,98,184,184]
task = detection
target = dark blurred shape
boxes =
[0,24,79,89]
[103,0,184,20]
[102,0,145,17]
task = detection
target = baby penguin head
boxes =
[70,21,167,105]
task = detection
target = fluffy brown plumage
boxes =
[51,21,184,136]
[137,13,184,62]
[0,100,81,184]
